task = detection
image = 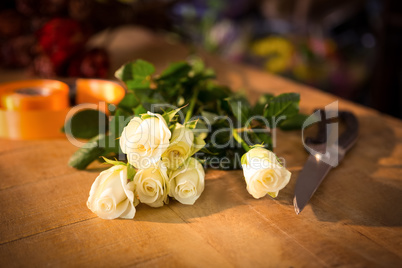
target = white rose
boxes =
[87,165,137,220]
[241,147,291,199]
[120,112,171,169]
[169,157,205,205]
[133,164,169,207]
[161,124,194,169]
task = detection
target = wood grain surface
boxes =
[1,27,402,267]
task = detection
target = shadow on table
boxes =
[134,170,246,224]
[85,167,109,173]
[279,115,402,227]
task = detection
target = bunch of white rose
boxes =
[86,111,292,220]
[87,112,206,220]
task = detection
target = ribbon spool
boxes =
[0,79,125,140]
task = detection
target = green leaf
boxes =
[196,83,232,117]
[252,93,274,115]
[127,164,136,181]
[169,122,177,134]
[226,94,251,126]
[115,64,132,82]
[116,60,155,80]
[162,107,184,123]
[187,56,205,73]
[132,59,155,77]
[109,108,132,139]
[118,93,140,111]
[115,60,154,85]
[200,147,219,155]
[192,119,208,139]
[185,119,198,130]
[155,61,194,105]
[279,113,309,131]
[140,113,152,120]
[199,84,231,103]
[158,62,191,80]
[201,111,218,124]
[68,135,106,170]
[62,109,108,139]
[102,134,122,155]
[102,156,126,166]
[187,56,216,79]
[139,90,166,104]
[106,108,132,155]
[116,60,155,90]
[194,158,206,164]
[190,135,206,156]
[263,93,300,127]
[268,191,279,198]
[134,104,147,116]
[126,79,151,90]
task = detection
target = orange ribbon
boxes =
[0,79,125,140]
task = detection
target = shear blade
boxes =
[293,155,333,214]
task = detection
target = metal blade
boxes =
[293,155,333,214]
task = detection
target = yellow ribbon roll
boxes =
[0,79,125,140]
[0,80,69,111]
[76,79,126,106]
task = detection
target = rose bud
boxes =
[241,147,291,199]
[162,124,194,170]
[87,165,137,220]
[169,158,205,205]
[120,112,171,170]
[133,164,169,208]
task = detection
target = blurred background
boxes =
[0,0,401,118]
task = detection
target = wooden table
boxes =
[1,28,402,267]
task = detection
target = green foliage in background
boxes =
[66,57,305,170]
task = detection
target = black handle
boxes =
[338,111,359,151]
[305,109,359,153]
[305,109,327,145]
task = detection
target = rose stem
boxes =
[185,87,200,123]
[232,129,250,151]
